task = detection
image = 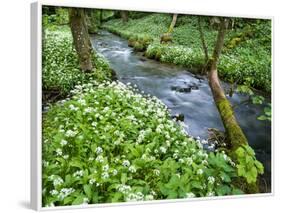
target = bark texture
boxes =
[197,17,209,64]
[69,8,93,72]
[120,11,129,23]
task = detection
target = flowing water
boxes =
[92,31,272,191]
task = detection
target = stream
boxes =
[92,31,271,191]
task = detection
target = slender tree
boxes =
[160,14,178,43]
[69,8,93,72]
[120,11,129,23]
[167,14,178,33]
[197,17,209,64]
[200,17,248,151]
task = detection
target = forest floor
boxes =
[103,14,271,93]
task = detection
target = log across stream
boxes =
[92,30,271,191]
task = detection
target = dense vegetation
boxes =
[103,14,271,92]
[43,81,247,206]
[41,8,269,207]
[42,26,113,97]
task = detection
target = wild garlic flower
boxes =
[73,170,84,178]
[206,191,215,197]
[117,184,132,194]
[58,188,75,200]
[111,169,118,176]
[53,177,63,186]
[96,147,103,154]
[101,172,109,179]
[96,155,104,163]
[65,130,77,137]
[197,169,203,175]
[153,169,160,176]
[50,189,58,196]
[128,165,137,173]
[89,178,96,185]
[122,160,130,167]
[208,176,215,184]
[56,148,63,156]
[159,146,167,154]
[102,164,109,171]
[60,139,68,146]
[185,192,196,198]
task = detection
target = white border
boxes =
[31,2,42,211]
[31,0,274,211]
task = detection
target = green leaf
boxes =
[111,192,123,202]
[83,184,92,199]
[121,173,127,184]
[72,195,85,205]
[232,188,244,195]
[216,185,231,196]
[237,165,246,176]
[63,196,74,205]
[254,160,264,174]
[258,115,267,121]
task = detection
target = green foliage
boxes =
[42,8,69,27]
[42,26,112,96]
[235,145,264,184]
[258,104,271,121]
[42,81,242,207]
[103,14,271,92]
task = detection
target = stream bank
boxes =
[92,30,271,192]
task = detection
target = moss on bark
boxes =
[216,98,248,151]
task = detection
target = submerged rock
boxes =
[170,83,199,93]
[171,113,184,121]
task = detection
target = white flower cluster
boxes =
[125,192,144,202]
[185,192,196,198]
[73,170,84,178]
[65,129,77,137]
[208,176,215,185]
[117,184,132,194]
[57,188,75,200]
[96,147,103,154]
[60,139,68,146]
[53,177,64,186]
[122,160,130,167]
[128,165,137,173]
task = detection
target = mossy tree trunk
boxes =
[120,11,129,23]
[69,8,93,72]
[167,14,178,33]
[200,17,258,193]
[207,18,248,151]
[160,14,178,43]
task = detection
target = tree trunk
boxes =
[120,11,128,23]
[197,17,209,64]
[167,14,178,33]
[207,18,248,151]
[100,9,103,25]
[69,8,93,72]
